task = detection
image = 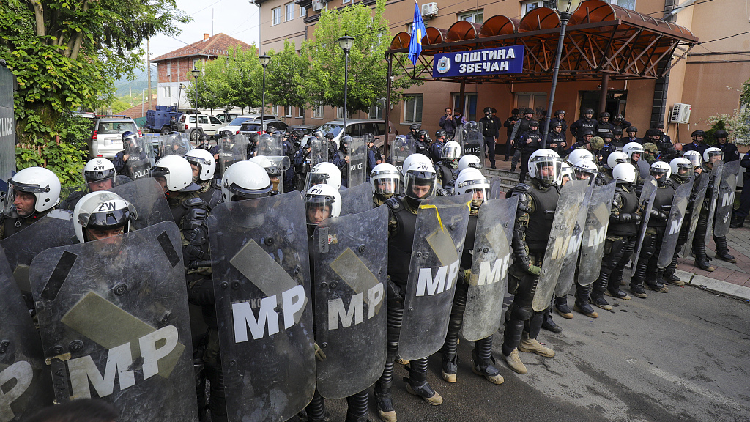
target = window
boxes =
[336,107,350,120]
[515,92,548,119]
[451,93,478,122]
[369,98,385,119]
[297,107,304,118]
[300,5,306,17]
[609,0,636,10]
[312,104,324,119]
[285,106,292,117]
[192,59,201,70]
[166,86,171,98]
[166,62,171,76]
[520,1,543,15]
[285,3,294,21]
[458,9,483,24]
[403,95,423,124]
[272,7,282,25]
[343,0,350,3]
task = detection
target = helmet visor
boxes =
[404,171,436,200]
[532,158,561,183]
[228,182,272,201]
[305,195,336,225]
[84,168,116,183]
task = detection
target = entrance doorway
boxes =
[579,90,628,119]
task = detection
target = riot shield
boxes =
[340,182,374,216]
[28,221,198,421]
[554,182,594,297]
[158,133,191,158]
[682,173,711,257]
[217,135,249,176]
[311,206,387,398]
[258,133,284,157]
[0,250,53,422]
[207,192,315,422]
[398,195,471,361]
[347,136,367,188]
[657,180,692,268]
[577,182,616,286]
[461,196,517,341]
[310,137,329,167]
[461,125,485,168]
[1,210,75,271]
[704,162,723,244]
[488,177,504,200]
[124,137,155,180]
[631,177,658,268]
[531,180,589,312]
[713,160,740,237]
[110,177,173,231]
[636,159,650,180]
[390,136,415,173]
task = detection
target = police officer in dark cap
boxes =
[596,112,614,137]
[625,126,640,144]
[479,106,500,169]
[570,108,598,143]
[517,119,542,182]
[715,129,739,162]
[683,130,708,155]
[504,108,521,161]
[549,110,568,135]
[546,120,567,156]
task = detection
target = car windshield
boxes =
[229,117,252,126]
[97,121,137,134]
[241,124,262,132]
[318,123,343,138]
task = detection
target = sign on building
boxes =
[432,45,524,78]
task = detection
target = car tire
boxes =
[161,126,170,135]
[190,128,203,143]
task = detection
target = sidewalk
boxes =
[483,151,750,301]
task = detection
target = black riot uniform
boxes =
[502,175,559,374]
[716,130,740,163]
[662,168,694,285]
[591,181,641,306]
[546,122,567,156]
[630,172,674,298]
[692,162,717,271]
[435,159,459,195]
[596,112,614,137]
[0,209,51,240]
[517,122,542,183]
[570,109,598,142]
[683,130,708,156]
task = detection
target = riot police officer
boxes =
[72,191,137,243]
[429,130,447,162]
[590,163,641,308]
[375,154,443,422]
[546,121,567,156]
[59,158,132,210]
[371,163,401,207]
[113,131,151,180]
[570,108,598,142]
[509,108,535,172]
[549,110,568,136]
[612,115,632,134]
[630,161,673,298]
[662,157,695,286]
[693,148,723,271]
[715,129,740,162]
[683,130,708,155]
[596,112,614,137]
[611,127,625,149]
[479,107,499,169]
[435,140,462,194]
[441,168,504,385]
[502,150,562,374]
[1,167,61,239]
[518,120,542,183]
[625,126,640,144]
[185,148,221,208]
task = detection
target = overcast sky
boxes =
[147,0,261,59]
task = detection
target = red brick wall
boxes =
[156,57,207,84]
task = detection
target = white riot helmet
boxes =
[73,191,137,243]
[683,150,702,168]
[455,168,489,209]
[571,158,598,180]
[185,148,216,182]
[623,142,644,161]
[560,162,574,184]
[440,141,462,160]
[371,163,401,196]
[7,167,61,214]
[528,149,562,184]
[403,153,437,201]
[670,157,693,181]
[221,161,272,201]
[83,158,116,184]
[306,162,342,190]
[607,151,629,170]
[152,155,200,192]
[703,147,723,163]
[650,160,672,183]
[612,163,637,184]
[305,184,341,227]
[567,149,594,165]
[457,155,482,172]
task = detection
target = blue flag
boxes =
[408,1,426,65]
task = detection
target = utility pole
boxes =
[147,38,152,113]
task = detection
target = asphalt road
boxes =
[314,283,750,422]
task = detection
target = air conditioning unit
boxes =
[669,103,691,124]
[312,0,325,11]
[422,2,438,17]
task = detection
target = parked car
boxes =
[89,116,141,159]
[213,112,239,124]
[289,125,319,136]
[218,115,273,137]
[239,119,289,143]
[317,119,390,148]
[178,113,223,141]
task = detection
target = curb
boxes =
[676,269,750,302]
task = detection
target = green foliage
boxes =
[705,77,750,145]
[266,41,309,109]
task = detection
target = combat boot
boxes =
[554,296,574,319]
[472,338,504,385]
[730,213,744,228]
[441,354,457,383]
[645,269,669,293]
[503,349,527,374]
[405,358,442,405]
[694,241,716,271]
[630,256,649,298]
[518,333,555,357]
[591,275,613,310]
[542,309,563,333]
[714,236,737,263]
[573,284,598,318]
[374,365,396,422]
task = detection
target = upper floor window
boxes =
[458,9,483,24]
[521,1,543,15]
[272,7,282,25]
[609,0,636,10]
[285,3,294,21]
[300,5,306,17]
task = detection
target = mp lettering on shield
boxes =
[328,284,384,330]
[232,285,306,342]
[476,255,510,286]
[0,361,33,417]
[65,325,180,399]
[587,226,606,247]
[416,260,460,296]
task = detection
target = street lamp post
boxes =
[338,35,354,138]
[191,68,201,140]
[541,1,572,148]
[259,54,271,134]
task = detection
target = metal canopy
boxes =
[387,0,697,84]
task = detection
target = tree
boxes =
[185,45,261,113]
[266,41,308,114]
[301,0,413,114]
[706,77,750,145]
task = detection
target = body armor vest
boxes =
[649,183,676,228]
[386,197,418,287]
[525,184,559,252]
[608,187,638,237]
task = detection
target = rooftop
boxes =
[152,33,255,62]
